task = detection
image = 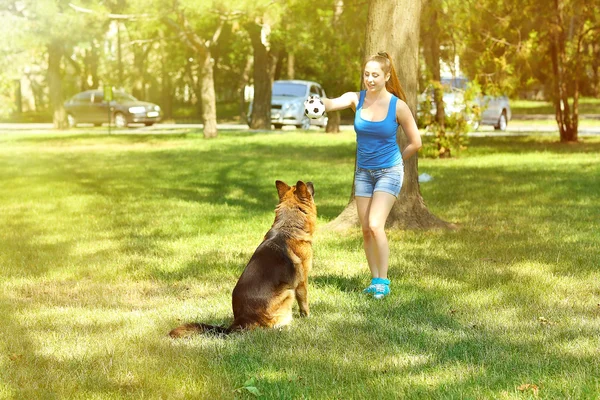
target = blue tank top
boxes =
[354,90,402,169]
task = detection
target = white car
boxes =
[248,80,328,130]
[418,77,511,131]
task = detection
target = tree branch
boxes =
[68,2,153,20]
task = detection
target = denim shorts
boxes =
[355,163,404,198]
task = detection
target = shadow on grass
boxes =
[147,249,249,282]
[458,135,600,155]
[2,133,599,398]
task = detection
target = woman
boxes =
[310,51,422,299]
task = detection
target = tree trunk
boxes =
[200,53,218,138]
[132,45,150,100]
[326,111,341,133]
[246,21,272,130]
[47,41,68,130]
[592,42,600,97]
[161,54,173,120]
[549,0,578,142]
[239,55,253,124]
[327,0,452,231]
[422,1,449,157]
[287,52,295,79]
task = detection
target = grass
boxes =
[0,128,599,399]
[510,97,600,115]
[507,119,600,128]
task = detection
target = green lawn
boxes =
[1,129,599,399]
[510,97,600,115]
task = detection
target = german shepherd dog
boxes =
[169,180,317,337]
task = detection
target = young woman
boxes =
[309,51,422,299]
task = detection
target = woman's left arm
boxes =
[396,100,422,161]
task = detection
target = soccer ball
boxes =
[304,96,326,119]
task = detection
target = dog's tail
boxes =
[169,322,232,338]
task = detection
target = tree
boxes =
[270,0,367,133]
[420,0,448,156]
[245,18,274,130]
[459,0,600,142]
[1,0,104,129]
[161,1,230,138]
[543,0,599,142]
[328,0,452,231]
[243,2,283,130]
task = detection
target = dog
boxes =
[169,180,317,337]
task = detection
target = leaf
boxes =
[244,386,262,396]
[517,383,539,397]
[233,377,262,397]
[538,316,551,325]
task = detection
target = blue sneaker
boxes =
[363,278,379,294]
[363,278,389,294]
[373,279,390,299]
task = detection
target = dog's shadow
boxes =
[312,274,363,293]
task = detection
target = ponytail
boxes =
[365,51,407,103]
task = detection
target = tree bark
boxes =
[47,41,68,130]
[132,44,151,100]
[327,0,452,231]
[200,54,218,137]
[326,111,341,133]
[422,1,449,157]
[239,55,253,124]
[246,21,272,130]
[287,52,295,79]
[549,0,578,142]
[161,53,173,120]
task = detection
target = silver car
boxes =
[249,80,328,130]
[419,77,511,131]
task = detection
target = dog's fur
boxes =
[169,180,317,338]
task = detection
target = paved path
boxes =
[1,122,599,135]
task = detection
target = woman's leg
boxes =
[356,196,379,278]
[364,191,397,279]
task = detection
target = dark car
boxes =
[64,90,161,128]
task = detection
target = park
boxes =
[1,0,599,399]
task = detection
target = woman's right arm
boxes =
[321,92,359,112]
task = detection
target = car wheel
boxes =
[144,122,154,127]
[273,123,283,130]
[114,112,128,128]
[495,111,507,131]
[67,114,77,128]
[297,116,311,130]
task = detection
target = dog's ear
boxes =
[306,181,315,197]
[276,180,291,199]
[295,180,314,199]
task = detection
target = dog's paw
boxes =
[299,309,310,318]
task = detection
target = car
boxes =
[248,80,328,130]
[418,77,511,131]
[64,89,161,128]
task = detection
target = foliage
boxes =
[418,80,477,158]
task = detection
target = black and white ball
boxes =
[304,97,326,119]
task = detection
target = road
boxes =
[1,122,599,135]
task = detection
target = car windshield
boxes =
[113,92,138,102]
[441,77,468,90]
[272,83,307,97]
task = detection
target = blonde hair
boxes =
[364,51,407,102]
